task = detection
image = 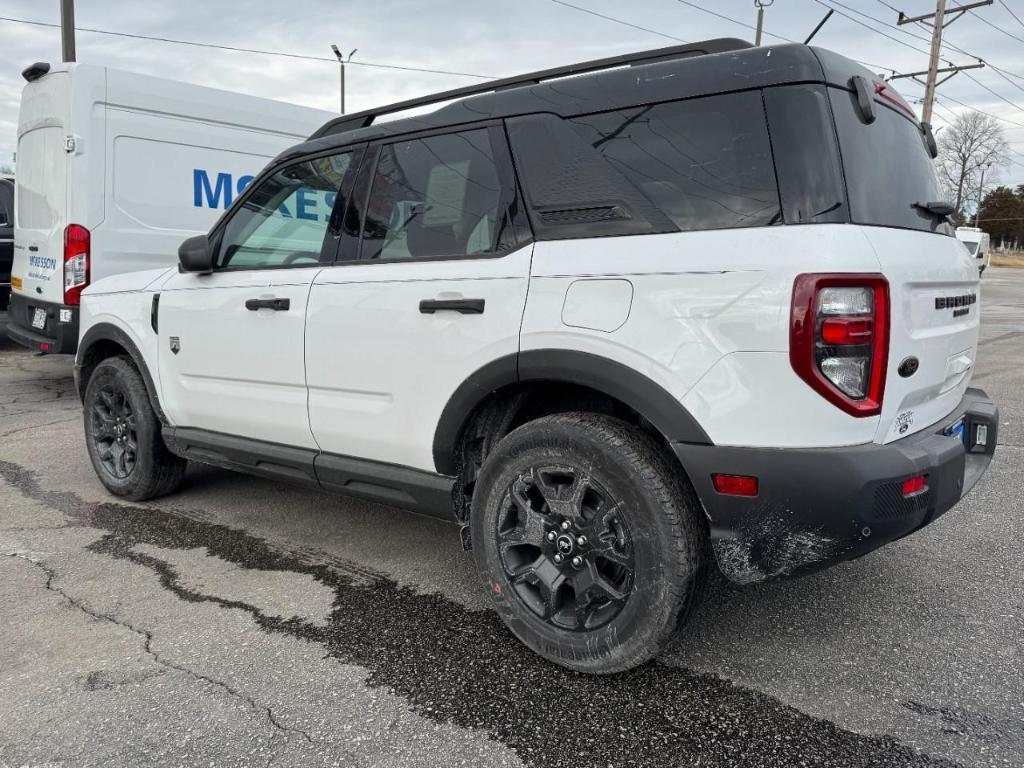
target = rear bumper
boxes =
[5,292,80,354]
[674,388,999,584]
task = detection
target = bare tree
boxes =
[937,112,1009,221]
[0,164,13,176]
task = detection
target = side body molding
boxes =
[432,349,712,475]
[76,322,169,424]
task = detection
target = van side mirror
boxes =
[178,234,214,274]
[0,212,9,227]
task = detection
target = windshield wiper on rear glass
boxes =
[912,200,955,220]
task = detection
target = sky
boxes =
[3,0,1024,188]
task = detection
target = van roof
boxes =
[286,41,877,163]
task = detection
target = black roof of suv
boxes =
[285,40,878,163]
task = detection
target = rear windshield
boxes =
[829,87,953,236]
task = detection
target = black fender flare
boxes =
[431,349,711,475]
[76,322,168,424]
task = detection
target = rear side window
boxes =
[829,87,953,236]
[509,91,781,239]
[360,128,515,261]
[763,84,847,225]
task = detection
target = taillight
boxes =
[63,224,90,306]
[790,274,889,417]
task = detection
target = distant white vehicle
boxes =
[956,226,991,275]
[7,61,334,354]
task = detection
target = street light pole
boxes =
[754,0,773,46]
[60,0,76,62]
[331,45,358,115]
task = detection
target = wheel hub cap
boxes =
[496,465,635,632]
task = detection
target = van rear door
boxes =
[13,71,71,308]
[827,83,980,443]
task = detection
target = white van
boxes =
[7,61,333,354]
[956,226,991,275]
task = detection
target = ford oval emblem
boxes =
[898,356,919,378]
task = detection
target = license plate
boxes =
[31,307,46,330]
[944,417,966,445]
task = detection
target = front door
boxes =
[158,149,358,448]
[305,125,533,472]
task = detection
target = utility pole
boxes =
[889,0,993,128]
[331,45,358,115]
[975,162,992,226]
[754,0,773,46]
[60,0,76,62]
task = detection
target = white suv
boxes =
[74,40,998,673]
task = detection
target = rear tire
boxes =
[83,356,186,501]
[471,413,707,674]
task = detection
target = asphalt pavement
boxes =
[0,268,1021,768]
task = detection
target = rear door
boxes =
[827,85,981,442]
[305,124,533,473]
[157,149,358,448]
[13,125,68,307]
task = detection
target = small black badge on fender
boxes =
[898,356,919,377]
[169,336,180,355]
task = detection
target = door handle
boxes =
[419,298,485,315]
[28,245,39,252]
[245,297,290,311]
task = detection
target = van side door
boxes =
[157,148,361,448]
[305,124,533,474]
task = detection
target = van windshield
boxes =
[829,87,953,236]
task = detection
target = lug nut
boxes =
[576,535,587,546]
[553,553,564,564]
[560,520,571,531]
[571,556,583,568]
[546,531,557,542]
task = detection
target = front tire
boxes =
[471,413,707,674]
[83,356,186,501]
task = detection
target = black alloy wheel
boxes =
[497,465,635,631]
[90,384,138,479]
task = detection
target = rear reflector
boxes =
[712,473,759,497]
[902,474,927,497]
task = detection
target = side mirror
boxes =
[178,234,214,274]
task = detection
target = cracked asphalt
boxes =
[1,267,1022,768]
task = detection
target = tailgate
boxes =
[861,226,980,443]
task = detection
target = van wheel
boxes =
[471,413,707,674]
[83,356,186,501]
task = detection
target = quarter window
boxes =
[217,152,352,269]
[570,91,781,232]
[361,129,506,260]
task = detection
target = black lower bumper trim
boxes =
[5,292,79,354]
[674,388,998,584]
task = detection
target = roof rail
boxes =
[310,38,753,140]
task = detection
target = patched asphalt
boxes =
[0,268,1021,767]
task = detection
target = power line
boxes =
[969,9,1024,49]
[999,0,1024,31]
[0,15,493,79]
[673,0,797,43]
[547,0,690,43]
[963,70,1024,116]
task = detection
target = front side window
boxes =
[0,180,12,229]
[361,129,506,261]
[217,152,352,269]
